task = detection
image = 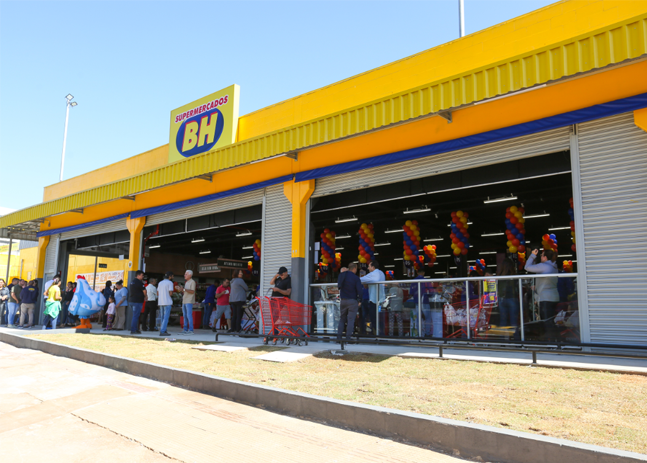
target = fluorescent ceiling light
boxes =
[336,247,344,250]
[481,232,505,237]
[558,254,573,257]
[484,195,517,204]
[572,260,577,263]
[549,226,572,230]
[149,244,160,249]
[423,237,444,242]
[335,216,358,223]
[394,258,403,261]
[450,266,457,269]
[374,242,391,247]
[486,264,497,267]
[524,212,550,219]
[385,229,403,234]
[404,206,430,214]
[191,237,205,243]
[236,230,252,237]
[447,222,472,227]
[479,251,497,255]
[336,234,351,239]
[435,272,447,275]
[436,254,451,258]
[242,245,254,249]
[242,255,253,259]
[384,265,395,268]
[374,252,379,256]
[199,250,211,255]
[467,260,476,263]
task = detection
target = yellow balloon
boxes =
[514,211,523,219]
[519,218,525,224]
[453,248,461,255]
[451,243,457,249]
[360,257,367,264]
[456,211,464,218]
[326,233,332,239]
[404,255,411,261]
[506,240,512,247]
[509,246,518,253]
[509,206,518,213]
[460,217,468,224]
[322,258,328,264]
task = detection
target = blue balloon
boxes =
[549,234,557,240]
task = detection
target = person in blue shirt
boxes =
[203,281,217,329]
[337,263,363,342]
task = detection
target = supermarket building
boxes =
[2,0,647,346]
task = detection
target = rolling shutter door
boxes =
[146,190,264,226]
[313,127,570,197]
[577,112,647,346]
[261,184,292,295]
[43,234,60,275]
[60,218,128,241]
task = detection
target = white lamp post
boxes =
[59,94,78,182]
[459,0,465,37]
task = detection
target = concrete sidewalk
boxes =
[0,341,465,463]
[3,323,647,374]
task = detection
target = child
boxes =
[104,296,116,331]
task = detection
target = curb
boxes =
[2,332,645,463]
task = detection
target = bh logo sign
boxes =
[175,106,225,158]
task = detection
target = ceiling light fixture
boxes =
[241,255,254,259]
[385,229,403,234]
[549,226,572,231]
[483,195,517,204]
[486,264,497,268]
[523,212,550,219]
[191,237,205,243]
[149,244,160,249]
[479,251,497,255]
[435,272,447,275]
[335,216,358,223]
[374,242,391,247]
[384,265,395,268]
[435,254,451,258]
[558,254,573,257]
[236,230,252,237]
[447,222,472,227]
[394,258,404,261]
[404,206,430,214]
[336,247,344,250]
[199,250,211,255]
[481,232,505,237]
[336,234,351,239]
[242,246,254,250]
[423,237,444,242]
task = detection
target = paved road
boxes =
[0,342,467,463]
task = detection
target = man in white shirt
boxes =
[142,278,158,332]
[181,270,196,335]
[360,260,385,334]
[157,272,174,336]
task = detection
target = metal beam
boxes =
[438,111,452,123]
[196,174,213,182]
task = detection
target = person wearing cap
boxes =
[269,267,291,298]
[157,272,174,336]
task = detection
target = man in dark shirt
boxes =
[337,263,363,342]
[270,267,291,298]
[129,270,147,335]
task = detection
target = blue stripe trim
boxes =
[37,213,130,238]
[295,92,647,183]
[129,174,294,219]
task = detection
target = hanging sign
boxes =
[217,258,245,269]
[168,84,240,164]
[199,263,220,274]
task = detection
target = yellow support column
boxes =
[127,216,146,272]
[284,179,315,304]
[635,108,647,133]
[35,236,50,279]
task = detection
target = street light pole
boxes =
[59,94,77,182]
[459,0,465,37]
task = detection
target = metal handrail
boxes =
[310,273,578,286]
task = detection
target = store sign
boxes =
[168,84,240,164]
[199,263,220,274]
[98,263,108,269]
[76,270,124,289]
[217,258,245,269]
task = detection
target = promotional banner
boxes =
[168,84,240,164]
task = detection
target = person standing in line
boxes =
[181,270,196,335]
[57,282,74,327]
[360,260,386,335]
[214,278,232,332]
[42,278,62,330]
[7,278,22,328]
[525,248,560,341]
[129,270,147,335]
[337,263,363,342]
[19,280,39,328]
[386,284,405,337]
[202,281,216,330]
[101,281,114,329]
[112,280,128,330]
[142,277,158,331]
[104,296,116,331]
[157,272,174,336]
[229,269,249,333]
[0,279,9,326]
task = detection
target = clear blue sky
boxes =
[0,0,556,212]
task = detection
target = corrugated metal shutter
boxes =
[60,218,128,240]
[261,184,292,295]
[43,234,60,275]
[313,127,571,197]
[578,112,647,346]
[147,190,263,226]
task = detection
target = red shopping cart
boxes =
[257,296,312,345]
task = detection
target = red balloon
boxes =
[571,244,577,252]
[320,233,326,239]
[453,217,460,223]
[463,212,469,218]
[457,242,465,249]
[512,239,520,246]
[461,248,469,255]
[506,212,512,219]
[518,245,526,253]
[543,234,550,241]
[510,217,518,225]
[406,249,413,255]
[515,223,524,231]
[451,212,457,218]
[450,233,456,240]
[464,233,470,239]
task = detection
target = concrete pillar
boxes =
[126,216,146,272]
[284,179,315,305]
[635,107,647,132]
[35,236,50,279]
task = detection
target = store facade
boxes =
[1,1,646,344]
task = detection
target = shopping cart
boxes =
[443,299,487,339]
[257,296,312,345]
